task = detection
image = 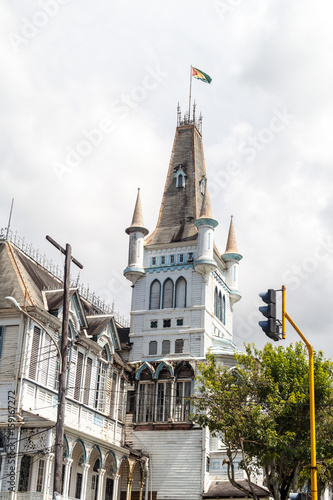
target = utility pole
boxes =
[46,236,83,499]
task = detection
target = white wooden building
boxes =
[0,233,147,500]
[122,110,266,500]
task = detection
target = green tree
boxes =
[192,343,333,500]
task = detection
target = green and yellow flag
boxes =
[192,67,212,84]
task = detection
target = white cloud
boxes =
[1,0,333,358]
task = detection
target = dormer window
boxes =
[174,166,186,189]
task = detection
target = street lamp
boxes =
[5,296,62,363]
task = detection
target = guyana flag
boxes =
[192,67,212,84]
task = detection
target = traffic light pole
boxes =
[282,285,317,500]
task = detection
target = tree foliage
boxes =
[191,342,333,500]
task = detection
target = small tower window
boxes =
[222,295,226,325]
[150,280,161,310]
[200,177,206,195]
[174,166,186,189]
[175,277,187,308]
[162,279,174,309]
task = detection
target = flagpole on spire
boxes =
[188,65,193,121]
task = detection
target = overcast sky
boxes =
[1,0,333,358]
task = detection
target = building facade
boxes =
[0,232,147,500]
[123,111,244,500]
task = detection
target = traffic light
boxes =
[258,289,280,341]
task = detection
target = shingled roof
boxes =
[146,123,211,246]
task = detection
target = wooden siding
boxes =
[132,278,146,311]
[129,429,203,500]
[0,325,20,381]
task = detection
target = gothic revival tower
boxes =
[124,110,242,500]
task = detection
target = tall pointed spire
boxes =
[146,114,211,246]
[126,188,148,236]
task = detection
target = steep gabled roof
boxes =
[0,240,62,309]
[146,123,210,246]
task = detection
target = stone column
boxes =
[96,469,106,500]
[63,457,73,498]
[80,463,91,500]
[112,473,120,500]
[43,453,54,500]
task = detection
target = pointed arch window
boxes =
[222,295,226,325]
[219,292,222,322]
[162,278,174,309]
[149,279,161,310]
[174,166,186,189]
[214,287,218,317]
[175,277,187,308]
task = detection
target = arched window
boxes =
[214,287,218,317]
[162,278,174,308]
[222,295,226,325]
[175,277,186,308]
[149,280,161,310]
[219,292,222,322]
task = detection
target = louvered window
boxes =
[175,277,186,308]
[214,287,218,317]
[162,279,173,308]
[149,280,161,309]
[95,359,108,412]
[149,341,157,355]
[137,383,154,422]
[29,327,41,380]
[18,455,31,492]
[175,339,184,354]
[74,352,83,401]
[162,340,170,355]
[39,335,51,386]
[36,459,45,492]
[156,382,171,422]
[117,377,126,421]
[174,381,191,422]
[0,326,4,358]
[83,357,92,405]
[109,371,118,418]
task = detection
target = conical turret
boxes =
[124,189,149,284]
[222,216,242,303]
[194,185,218,277]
